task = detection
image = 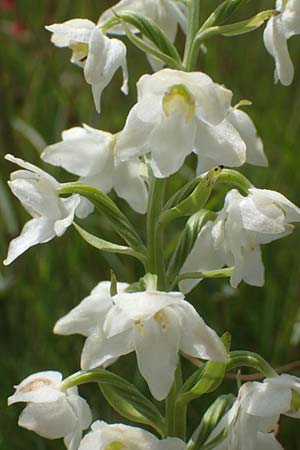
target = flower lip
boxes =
[162,83,196,121]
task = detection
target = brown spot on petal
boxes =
[20,378,53,393]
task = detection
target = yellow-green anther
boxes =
[163,84,195,121]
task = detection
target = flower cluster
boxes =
[5,0,300,449]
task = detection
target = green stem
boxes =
[185,27,219,71]
[146,175,167,290]
[183,0,201,70]
[227,351,277,378]
[166,361,186,439]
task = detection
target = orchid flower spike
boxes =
[180,188,300,292]
[45,20,128,112]
[42,124,148,217]
[264,0,300,85]
[8,371,92,450]
[3,154,80,265]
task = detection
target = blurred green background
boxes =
[1,0,300,448]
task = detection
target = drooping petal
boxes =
[42,126,113,178]
[255,433,284,450]
[134,308,181,400]
[195,119,246,175]
[84,28,128,113]
[18,398,77,439]
[81,329,133,370]
[115,102,158,162]
[263,16,294,86]
[64,395,92,450]
[227,109,268,167]
[54,195,80,237]
[4,217,56,266]
[53,282,114,337]
[178,301,227,361]
[113,160,148,214]
[230,245,264,288]
[150,114,197,178]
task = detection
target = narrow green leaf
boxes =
[73,223,147,264]
[160,166,223,227]
[116,16,183,70]
[60,183,145,252]
[218,10,277,36]
[62,370,165,436]
[99,378,166,436]
[173,267,234,289]
[115,12,182,63]
[187,394,235,450]
[216,169,253,193]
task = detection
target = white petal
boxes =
[42,126,113,177]
[54,195,81,236]
[248,188,300,224]
[8,371,63,405]
[18,398,77,439]
[263,16,294,86]
[256,433,284,450]
[64,395,92,450]
[54,281,114,336]
[156,437,187,450]
[45,19,94,47]
[81,329,133,370]
[113,160,148,214]
[179,222,226,294]
[5,154,60,189]
[134,309,181,400]
[195,119,246,175]
[115,102,157,162]
[111,291,184,321]
[227,109,268,167]
[282,0,300,37]
[4,217,56,266]
[84,29,128,113]
[150,114,197,178]
[75,198,95,219]
[241,381,292,417]
[231,246,265,288]
[178,301,227,361]
[195,83,232,126]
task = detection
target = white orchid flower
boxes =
[46,20,128,112]
[78,420,187,450]
[99,0,187,71]
[205,382,283,450]
[79,289,227,400]
[180,188,300,292]
[3,154,80,266]
[41,124,148,216]
[115,69,265,178]
[264,0,300,86]
[8,371,92,450]
[54,281,129,368]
